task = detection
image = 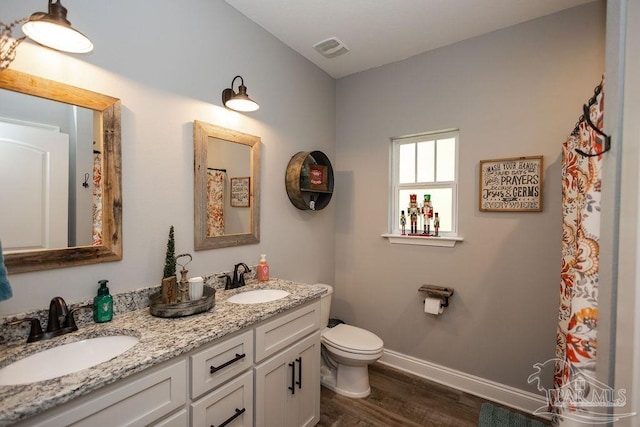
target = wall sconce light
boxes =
[22,0,94,54]
[221,75,259,112]
[0,0,93,70]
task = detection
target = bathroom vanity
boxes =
[0,280,325,426]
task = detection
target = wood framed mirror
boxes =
[0,69,122,273]
[194,120,260,250]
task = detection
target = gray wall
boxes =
[1,0,336,315]
[333,2,605,393]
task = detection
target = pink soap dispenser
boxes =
[258,254,270,282]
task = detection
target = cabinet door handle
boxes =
[288,361,296,394]
[296,357,302,389]
[210,353,246,374]
[212,407,246,427]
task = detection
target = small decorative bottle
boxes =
[257,254,270,282]
[93,280,113,323]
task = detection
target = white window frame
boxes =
[383,129,463,247]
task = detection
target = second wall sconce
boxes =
[221,75,259,112]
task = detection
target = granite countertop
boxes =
[0,279,326,426]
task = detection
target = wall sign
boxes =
[230,177,250,207]
[479,156,543,212]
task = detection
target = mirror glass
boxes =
[194,120,260,249]
[0,89,97,252]
[0,69,122,273]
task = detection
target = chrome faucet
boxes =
[7,297,86,343]
[230,263,251,289]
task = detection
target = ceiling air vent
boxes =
[313,37,349,59]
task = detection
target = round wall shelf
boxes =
[285,151,334,210]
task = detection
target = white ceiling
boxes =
[224,0,596,79]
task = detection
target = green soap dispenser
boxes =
[93,280,113,323]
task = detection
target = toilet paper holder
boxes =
[419,285,454,307]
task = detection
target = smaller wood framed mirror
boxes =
[193,121,260,250]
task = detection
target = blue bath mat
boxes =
[478,403,547,427]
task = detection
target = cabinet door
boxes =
[191,370,253,427]
[254,332,321,427]
[292,332,320,427]
[254,350,292,427]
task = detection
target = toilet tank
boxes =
[314,283,333,328]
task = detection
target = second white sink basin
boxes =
[226,289,290,304]
[0,335,139,386]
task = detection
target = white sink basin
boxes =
[0,335,139,386]
[226,289,290,304]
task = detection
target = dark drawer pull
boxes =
[210,353,246,374]
[212,407,246,427]
[296,357,302,389]
[288,361,296,394]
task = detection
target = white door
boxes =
[0,119,69,251]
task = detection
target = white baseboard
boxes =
[379,349,550,418]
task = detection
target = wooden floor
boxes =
[318,363,550,426]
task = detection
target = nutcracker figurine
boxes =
[408,194,419,234]
[434,212,440,237]
[421,194,433,234]
[400,210,407,235]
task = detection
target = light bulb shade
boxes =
[225,92,260,112]
[222,76,259,112]
[22,1,93,53]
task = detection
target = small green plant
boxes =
[163,226,176,279]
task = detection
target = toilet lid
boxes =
[322,324,383,353]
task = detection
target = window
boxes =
[390,130,458,238]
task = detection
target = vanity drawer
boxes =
[191,330,253,399]
[16,358,187,427]
[191,370,253,427]
[255,301,321,362]
[152,409,188,427]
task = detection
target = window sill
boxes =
[381,234,464,247]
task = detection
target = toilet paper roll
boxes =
[424,297,444,315]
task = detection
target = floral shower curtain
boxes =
[554,79,605,422]
[206,169,226,237]
[92,150,103,246]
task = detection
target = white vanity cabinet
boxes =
[11,299,322,427]
[254,302,321,427]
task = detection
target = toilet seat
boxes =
[322,324,383,355]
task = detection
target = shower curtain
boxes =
[92,151,103,246]
[554,80,604,422]
[207,169,226,236]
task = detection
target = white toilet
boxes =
[316,284,384,398]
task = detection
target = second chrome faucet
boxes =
[224,263,251,290]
